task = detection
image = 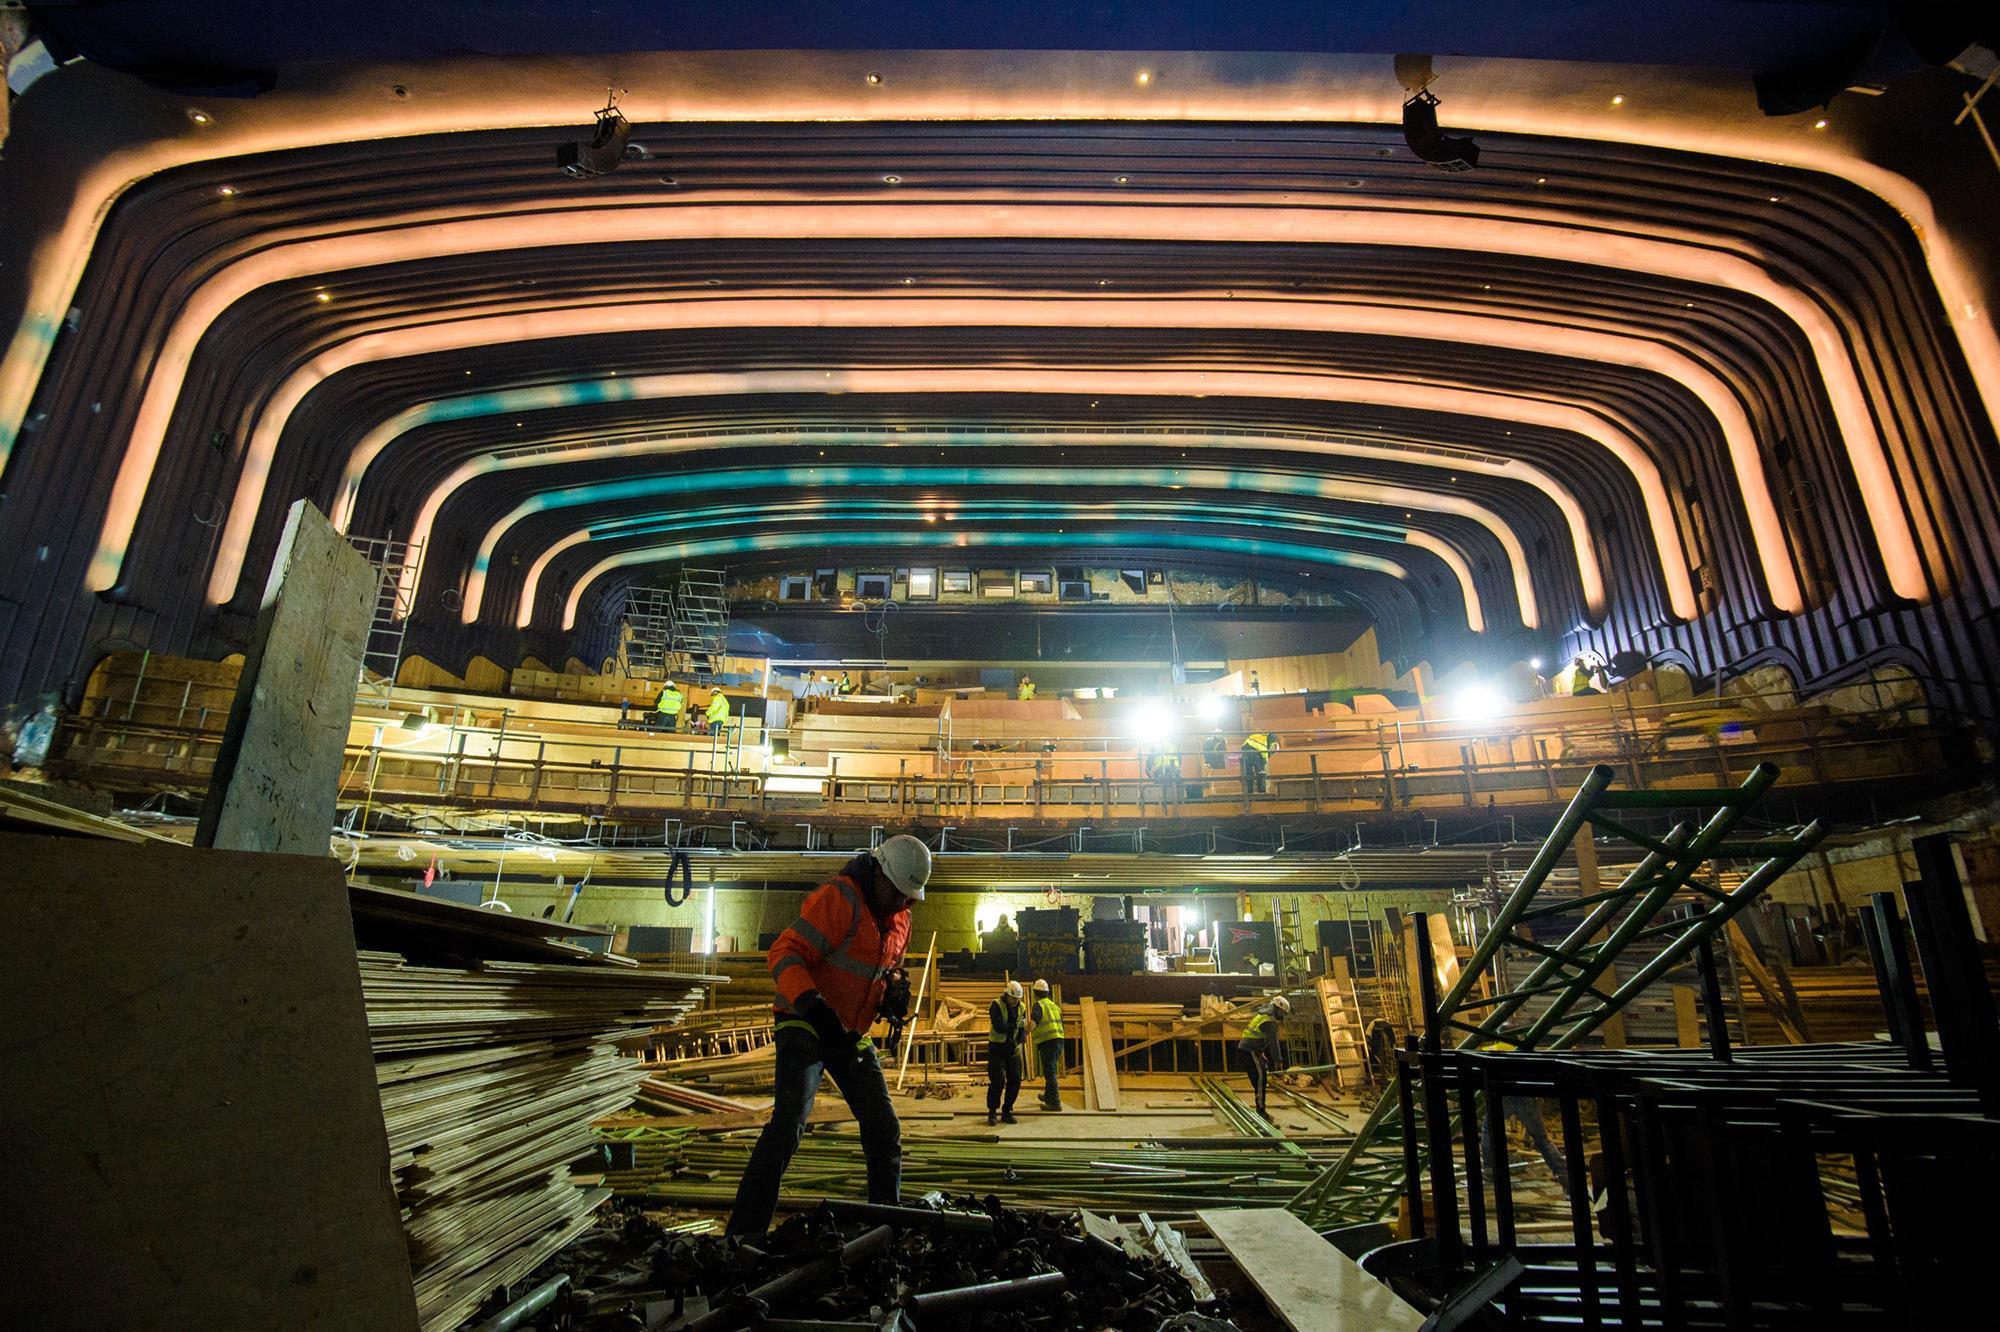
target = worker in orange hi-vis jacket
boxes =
[724,834,931,1236]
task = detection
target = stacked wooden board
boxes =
[358,951,721,1331]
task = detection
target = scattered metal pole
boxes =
[470,1274,570,1332]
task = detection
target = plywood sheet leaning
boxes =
[1196,1208,1423,1332]
[196,498,374,855]
[0,833,420,1331]
[1078,994,1120,1112]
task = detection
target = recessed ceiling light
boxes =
[1135,70,1153,85]
[516,421,525,428]
[314,291,332,303]
[1116,175,1129,184]
[659,174,677,185]
[464,369,473,376]
[218,185,237,197]
[902,276,915,285]
[1812,118,1829,130]
[187,108,213,125]
[1097,279,1110,286]
[866,72,883,85]
[883,174,902,184]
[1535,177,1548,185]
[1610,94,1625,106]
[1769,195,1782,203]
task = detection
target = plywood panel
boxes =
[196,499,374,854]
[1197,1208,1423,1332]
[0,834,418,1331]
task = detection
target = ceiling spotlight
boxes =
[1402,89,1480,172]
[866,72,883,85]
[1135,70,1153,85]
[314,291,331,303]
[187,109,213,125]
[1811,118,1829,130]
[218,186,236,197]
[557,92,632,179]
[1610,94,1626,106]
[883,174,902,184]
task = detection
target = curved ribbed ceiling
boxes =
[0,40,1995,712]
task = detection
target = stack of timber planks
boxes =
[358,951,721,1331]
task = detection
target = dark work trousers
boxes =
[726,1025,901,1235]
[1243,1048,1271,1115]
[1241,750,1269,794]
[986,1044,1024,1114]
[1037,1039,1064,1107]
[1483,1095,1571,1197]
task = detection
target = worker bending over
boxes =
[1237,995,1291,1119]
[986,980,1029,1125]
[724,834,932,1235]
[1240,730,1278,794]
[1030,978,1065,1110]
[703,688,732,733]
[1017,673,1037,701]
[653,680,686,731]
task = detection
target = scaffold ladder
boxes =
[1286,762,1825,1228]
[348,535,422,699]
[671,567,730,683]
[621,585,675,680]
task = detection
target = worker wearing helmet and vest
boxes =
[986,980,1029,1125]
[725,833,931,1235]
[1017,674,1037,701]
[1237,995,1292,1119]
[653,680,686,732]
[703,688,732,733]
[1240,731,1279,794]
[1030,978,1066,1110]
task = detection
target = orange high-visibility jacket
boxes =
[769,869,913,1033]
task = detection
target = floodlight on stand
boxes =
[1127,701,1178,744]
[1450,682,1507,725]
[1196,694,1226,722]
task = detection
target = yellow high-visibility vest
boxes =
[655,685,685,715]
[1241,732,1272,755]
[705,692,731,725]
[1031,996,1065,1044]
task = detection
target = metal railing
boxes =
[50,682,1963,824]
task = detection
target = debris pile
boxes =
[468,1196,1235,1332]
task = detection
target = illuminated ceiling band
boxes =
[221,293,1796,614]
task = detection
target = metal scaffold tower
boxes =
[670,567,730,683]
[348,535,422,699]
[1287,762,1825,1228]
[621,585,675,680]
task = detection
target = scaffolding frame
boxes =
[621,585,676,680]
[349,535,422,700]
[1287,762,1825,1227]
[670,567,730,683]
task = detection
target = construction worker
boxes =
[1146,744,1184,803]
[1030,978,1065,1110]
[1238,994,1292,1119]
[653,679,686,732]
[1479,1043,1570,1196]
[704,688,732,733]
[1240,730,1278,794]
[1017,673,1037,701]
[724,833,932,1235]
[1551,654,1606,697]
[986,980,1029,1125]
[836,670,858,696]
[1248,671,1262,696]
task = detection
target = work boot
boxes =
[1001,1111,1018,1124]
[986,1111,998,1126]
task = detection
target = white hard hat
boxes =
[873,834,932,900]
[1271,995,1292,1015]
[1033,978,1051,992]
[1005,980,1024,999]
